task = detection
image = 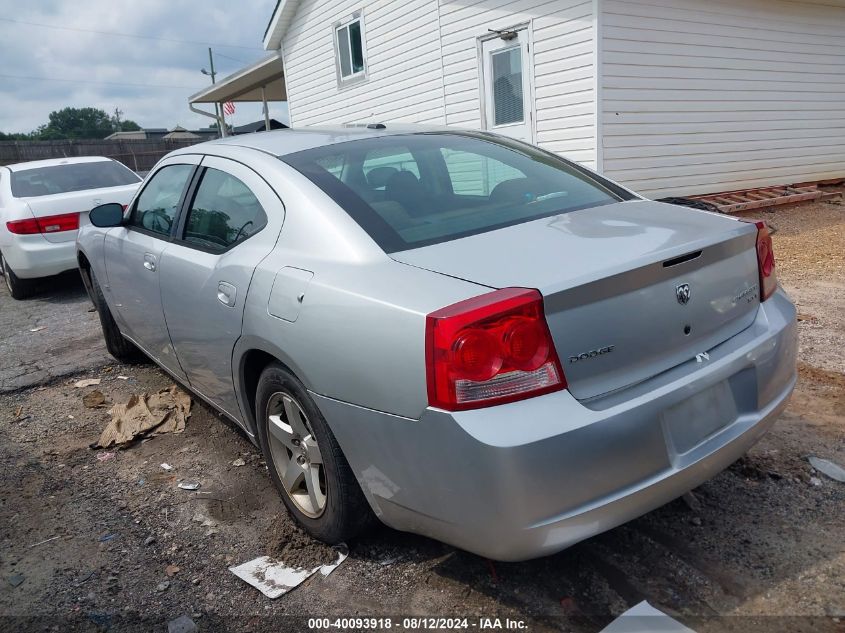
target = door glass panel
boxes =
[130,164,194,236]
[491,47,524,125]
[183,168,267,252]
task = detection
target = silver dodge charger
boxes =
[76,126,797,561]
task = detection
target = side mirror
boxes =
[89,203,126,228]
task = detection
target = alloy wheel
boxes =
[266,391,327,518]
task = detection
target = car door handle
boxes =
[217,282,237,307]
[143,254,156,272]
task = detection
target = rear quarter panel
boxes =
[233,164,489,423]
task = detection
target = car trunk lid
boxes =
[21,184,138,243]
[391,200,761,400]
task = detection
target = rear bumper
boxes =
[314,290,797,561]
[1,234,78,279]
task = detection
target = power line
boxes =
[0,17,262,50]
[215,51,249,64]
[0,73,188,90]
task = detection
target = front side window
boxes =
[182,167,267,252]
[130,164,194,236]
[11,161,140,198]
[282,133,630,253]
[335,15,366,82]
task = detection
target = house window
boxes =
[335,15,366,83]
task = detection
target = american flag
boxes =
[223,101,236,116]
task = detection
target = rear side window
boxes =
[182,167,267,252]
[281,132,629,253]
[10,161,141,198]
[130,164,194,237]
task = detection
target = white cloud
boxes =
[0,0,288,133]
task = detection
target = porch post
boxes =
[262,87,271,131]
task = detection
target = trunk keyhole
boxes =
[684,324,692,335]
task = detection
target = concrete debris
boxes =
[808,456,845,483]
[167,615,198,633]
[810,477,823,487]
[178,482,201,491]
[156,580,170,592]
[231,457,246,467]
[600,601,696,633]
[94,385,192,448]
[229,544,348,599]
[160,463,173,471]
[74,378,101,388]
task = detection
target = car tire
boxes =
[89,269,143,363]
[0,251,35,300]
[256,362,375,544]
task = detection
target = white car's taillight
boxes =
[6,212,80,235]
[426,288,566,411]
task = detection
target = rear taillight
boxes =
[6,212,80,235]
[753,221,777,301]
[426,288,566,411]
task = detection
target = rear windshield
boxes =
[281,132,631,252]
[11,161,141,198]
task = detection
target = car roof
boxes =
[173,124,455,158]
[5,156,116,172]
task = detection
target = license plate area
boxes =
[662,380,738,458]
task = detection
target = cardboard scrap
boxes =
[75,378,101,388]
[600,601,696,633]
[94,385,192,448]
[229,544,348,599]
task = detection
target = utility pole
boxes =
[113,107,123,132]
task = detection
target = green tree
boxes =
[120,119,142,132]
[39,107,115,139]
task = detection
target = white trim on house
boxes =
[592,0,604,173]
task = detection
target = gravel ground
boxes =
[0,272,111,393]
[0,201,843,632]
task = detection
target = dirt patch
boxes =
[738,201,845,375]
[265,518,340,570]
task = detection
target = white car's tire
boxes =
[0,251,35,300]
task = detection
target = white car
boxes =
[0,156,141,299]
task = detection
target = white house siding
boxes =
[600,0,845,197]
[281,0,446,127]
[439,0,598,168]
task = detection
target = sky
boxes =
[0,0,289,134]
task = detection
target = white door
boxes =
[481,30,532,142]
